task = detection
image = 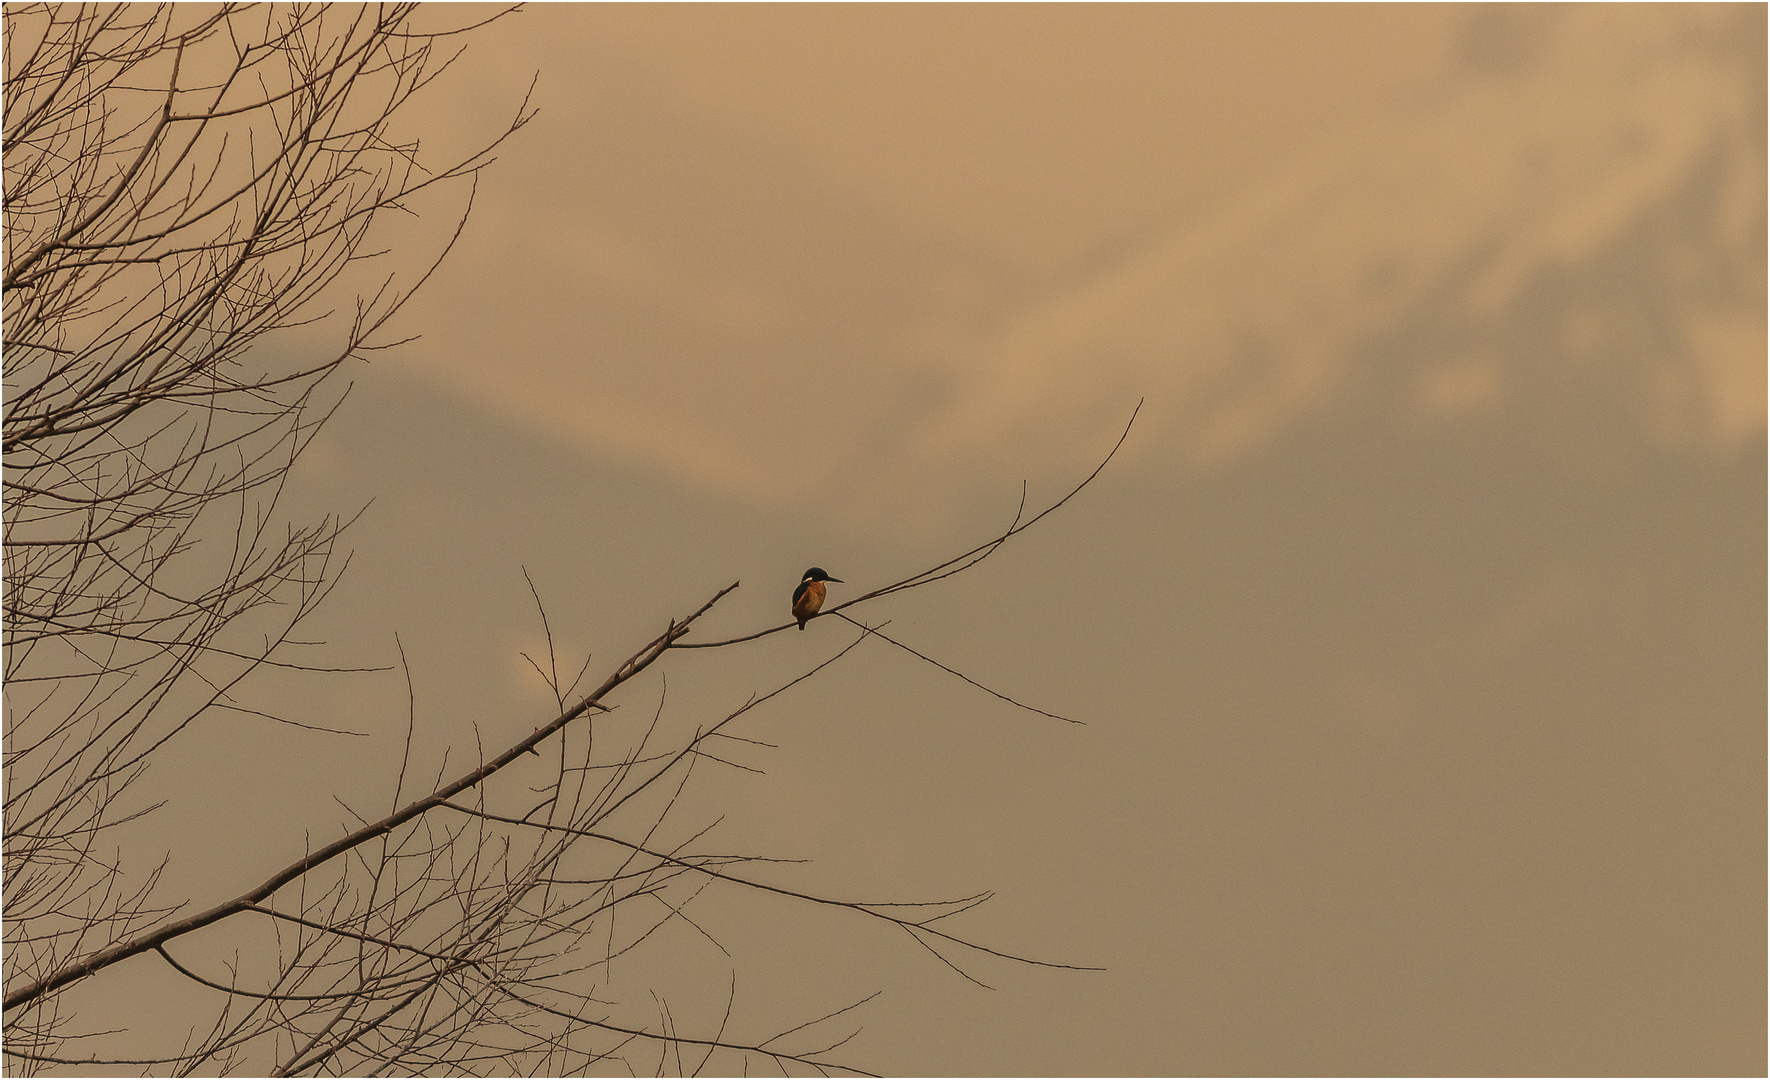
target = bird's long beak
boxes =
[827,577,843,583]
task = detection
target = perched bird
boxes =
[791,567,843,629]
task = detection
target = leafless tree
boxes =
[3,4,1126,1074]
[3,1,531,1069]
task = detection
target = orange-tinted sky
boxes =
[77,4,1766,1074]
[368,2,1761,521]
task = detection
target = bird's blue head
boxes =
[801,567,842,583]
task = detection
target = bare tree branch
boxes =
[4,7,1125,1073]
[678,398,1143,648]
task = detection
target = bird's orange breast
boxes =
[792,579,826,624]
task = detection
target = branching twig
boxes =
[678,399,1141,648]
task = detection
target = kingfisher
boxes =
[791,567,843,629]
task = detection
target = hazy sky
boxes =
[106,4,1765,1075]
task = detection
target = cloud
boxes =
[899,4,1763,485]
[388,40,1015,513]
[390,6,1761,531]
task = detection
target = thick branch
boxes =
[1,582,739,1014]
